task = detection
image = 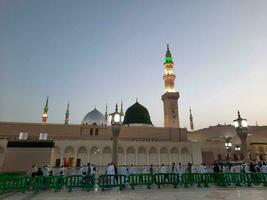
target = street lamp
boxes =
[109,104,123,167]
[235,145,241,151]
[224,138,232,160]
[233,111,248,161]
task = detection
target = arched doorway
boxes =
[126,147,136,165]
[64,146,75,167]
[90,146,100,166]
[160,147,169,165]
[102,146,112,166]
[149,147,158,166]
[77,146,87,167]
[54,146,61,167]
[171,147,180,164]
[181,147,190,164]
[118,146,124,166]
[138,147,147,166]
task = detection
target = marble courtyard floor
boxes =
[1,187,267,200]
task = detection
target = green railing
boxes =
[0,176,31,194]
[128,173,153,189]
[98,175,126,191]
[0,173,267,194]
[154,173,179,188]
[65,175,95,192]
[180,173,267,187]
[31,176,65,192]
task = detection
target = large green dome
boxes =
[123,102,152,126]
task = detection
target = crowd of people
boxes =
[104,162,208,176]
[30,165,66,177]
[212,161,267,173]
[29,160,267,177]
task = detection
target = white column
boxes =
[168,152,171,166]
[87,151,90,163]
[135,152,138,165]
[99,151,102,167]
[124,153,127,165]
[50,148,55,167]
[179,148,181,163]
[73,150,77,167]
[158,152,161,166]
[60,153,64,167]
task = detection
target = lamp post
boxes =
[224,137,232,160]
[235,145,241,160]
[109,104,123,167]
[233,111,248,161]
[235,145,241,151]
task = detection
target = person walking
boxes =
[59,165,65,176]
[149,164,154,174]
[36,167,43,176]
[142,164,149,174]
[31,165,38,177]
[129,164,137,175]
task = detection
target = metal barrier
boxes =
[31,176,65,192]
[1,173,267,194]
[128,174,153,189]
[98,175,126,191]
[0,176,31,194]
[154,173,179,188]
[65,175,95,192]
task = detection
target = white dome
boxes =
[82,108,107,125]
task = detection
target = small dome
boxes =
[82,108,107,125]
[123,102,152,126]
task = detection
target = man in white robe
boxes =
[142,165,149,174]
[107,163,115,185]
[199,163,206,173]
[129,164,137,175]
[160,164,167,174]
[120,165,128,184]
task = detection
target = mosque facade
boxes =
[0,46,267,172]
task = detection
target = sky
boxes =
[0,0,267,129]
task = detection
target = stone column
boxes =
[237,128,248,161]
[158,152,161,166]
[73,150,77,167]
[147,152,150,165]
[123,153,126,165]
[99,151,102,167]
[168,152,171,166]
[112,124,121,167]
[60,153,64,167]
[50,148,55,167]
[87,151,90,163]
[179,149,181,163]
[135,151,138,165]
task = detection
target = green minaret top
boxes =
[164,44,173,63]
[44,96,49,113]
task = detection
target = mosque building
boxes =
[0,46,267,172]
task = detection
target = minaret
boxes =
[161,45,180,128]
[64,101,70,125]
[189,107,194,131]
[104,104,108,123]
[120,101,124,122]
[120,101,124,116]
[42,96,49,125]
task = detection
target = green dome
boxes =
[123,102,152,125]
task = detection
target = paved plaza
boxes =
[1,187,267,200]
